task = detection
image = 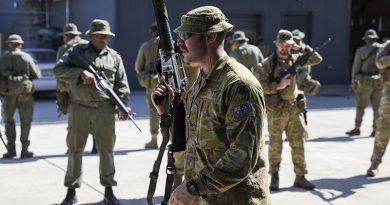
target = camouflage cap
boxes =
[85,19,115,36]
[63,23,82,35]
[292,29,305,40]
[362,29,378,40]
[232,31,249,42]
[6,34,24,44]
[174,6,233,34]
[274,29,295,45]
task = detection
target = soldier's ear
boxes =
[206,33,217,42]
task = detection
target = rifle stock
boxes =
[68,50,142,132]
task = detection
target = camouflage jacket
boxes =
[0,48,41,80]
[351,42,382,82]
[54,43,130,106]
[56,36,89,61]
[134,36,159,88]
[258,46,322,100]
[230,41,264,72]
[185,56,270,204]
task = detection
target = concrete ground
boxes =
[0,85,389,205]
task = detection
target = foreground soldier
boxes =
[153,6,270,205]
[134,22,160,149]
[257,30,322,191]
[229,30,264,73]
[0,34,41,159]
[54,19,130,205]
[346,29,383,137]
[366,39,390,177]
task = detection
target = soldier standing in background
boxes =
[135,22,160,149]
[366,39,390,177]
[153,6,270,205]
[292,29,322,97]
[229,30,264,73]
[0,34,41,159]
[55,19,130,205]
[346,29,383,137]
[257,29,322,191]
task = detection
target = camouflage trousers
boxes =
[370,85,390,166]
[267,103,308,176]
[64,102,117,188]
[354,78,383,129]
[2,93,34,150]
[146,86,159,135]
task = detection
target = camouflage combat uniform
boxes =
[184,56,270,205]
[258,38,322,178]
[350,39,383,135]
[54,39,130,188]
[0,34,41,158]
[229,31,264,73]
[57,36,88,61]
[367,39,390,176]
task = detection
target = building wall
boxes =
[0,0,351,89]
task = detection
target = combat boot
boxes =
[20,150,34,159]
[369,131,376,138]
[270,172,279,191]
[366,164,379,177]
[294,175,315,190]
[60,188,77,205]
[145,134,158,149]
[104,187,121,205]
[346,128,360,136]
[3,151,16,159]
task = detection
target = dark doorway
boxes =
[349,0,390,80]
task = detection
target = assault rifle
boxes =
[147,0,188,204]
[68,50,142,132]
[277,38,332,83]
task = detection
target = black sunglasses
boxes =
[177,32,193,40]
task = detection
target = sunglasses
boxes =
[177,32,193,41]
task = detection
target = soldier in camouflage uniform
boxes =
[55,19,130,205]
[0,34,41,159]
[229,30,264,73]
[257,29,322,191]
[366,39,390,177]
[134,22,160,149]
[346,29,383,137]
[153,6,270,205]
[292,29,322,96]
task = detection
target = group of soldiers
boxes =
[0,4,389,205]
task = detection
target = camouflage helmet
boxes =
[174,6,233,34]
[232,31,249,42]
[85,19,115,36]
[292,29,305,40]
[6,34,24,44]
[362,29,379,40]
[63,23,82,35]
[274,29,295,45]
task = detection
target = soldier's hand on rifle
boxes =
[168,182,196,205]
[118,107,131,121]
[276,74,291,90]
[152,83,174,115]
[80,70,95,85]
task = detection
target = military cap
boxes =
[274,29,295,45]
[232,31,249,42]
[362,29,379,40]
[85,19,115,36]
[6,34,24,44]
[174,6,233,34]
[63,23,82,35]
[292,29,305,40]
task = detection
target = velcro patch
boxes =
[232,103,251,119]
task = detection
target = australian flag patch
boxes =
[232,103,251,119]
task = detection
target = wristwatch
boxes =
[186,179,199,196]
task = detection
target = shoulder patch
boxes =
[232,103,251,119]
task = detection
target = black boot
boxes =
[270,172,279,191]
[20,150,34,159]
[60,188,77,205]
[104,187,121,205]
[294,175,315,190]
[3,144,16,159]
[369,131,376,138]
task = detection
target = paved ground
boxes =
[0,85,389,205]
